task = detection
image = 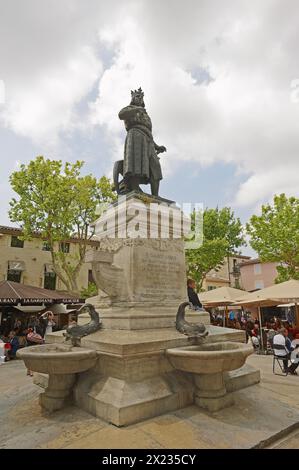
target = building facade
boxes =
[0,226,99,293]
[239,258,279,292]
[202,254,251,291]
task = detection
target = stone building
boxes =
[238,258,279,292]
[202,254,251,291]
[0,225,99,293]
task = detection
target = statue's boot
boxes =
[128,176,143,193]
[150,180,160,197]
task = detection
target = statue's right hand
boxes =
[156,145,167,154]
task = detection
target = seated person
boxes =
[228,310,235,321]
[245,321,254,342]
[290,336,299,369]
[267,328,276,347]
[282,321,294,340]
[273,328,299,375]
[187,279,203,310]
[8,330,19,359]
[251,323,259,337]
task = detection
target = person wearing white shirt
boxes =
[39,311,56,339]
[273,328,299,375]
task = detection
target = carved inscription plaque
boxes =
[133,243,186,301]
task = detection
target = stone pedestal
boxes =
[84,193,191,330]
[74,192,198,425]
[194,372,234,412]
[44,192,259,426]
[39,374,76,412]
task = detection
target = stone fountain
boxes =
[167,340,254,412]
[18,343,97,412]
[18,88,260,426]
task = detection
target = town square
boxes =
[1,0,299,456]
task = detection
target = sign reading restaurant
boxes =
[0,298,18,304]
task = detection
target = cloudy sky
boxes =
[0,0,299,254]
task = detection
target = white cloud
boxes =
[0,0,110,148]
[1,0,299,213]
[88,0,299,207]
[2,46,102,146]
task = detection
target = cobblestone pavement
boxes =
[1,355,299,449]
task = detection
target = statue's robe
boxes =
[118,105,162,184]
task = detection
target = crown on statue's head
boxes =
[131,87,144,99]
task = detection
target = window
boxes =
[44,272,56,290]
[253,263,262,275]
[7,269,22,283]
[59,242,70,253]
[42,241,51,251]
[44,266,56,290]
[7,261,25,283]
[11,236,24,248]
[207,285,217,291]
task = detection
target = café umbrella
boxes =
[199,286,248,326]
[233,279,299,351]
[233,279,299,308]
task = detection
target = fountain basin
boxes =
[17,344,98,412]
[166,341,253,374]
[17,343,98,374]
[166,341,254,412]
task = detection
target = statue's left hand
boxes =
[156,145,167,154]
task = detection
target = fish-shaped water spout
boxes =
[175,302,209,340]
[63,303,101,346]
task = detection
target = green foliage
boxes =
[80,282,98,299]
[186,238,228,289]
[185,207,245,289]
[203,207,245,254]
[9,156,116,292]
[247,193,299,283]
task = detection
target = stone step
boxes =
[224,364,261,392]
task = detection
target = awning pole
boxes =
[258,306,264,353]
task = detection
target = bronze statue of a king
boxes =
[113,88,167,197]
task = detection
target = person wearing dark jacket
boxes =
[187,279,203,309]
[8,330,19,359]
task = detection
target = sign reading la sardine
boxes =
[22,298,54,304]
[21,298,81,304]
